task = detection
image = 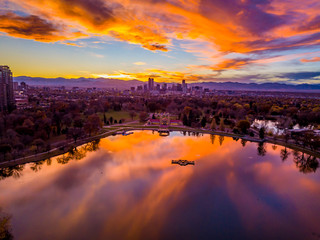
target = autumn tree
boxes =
[32,139,45,153]
[236,120,250,134]
[129,111,137,120]
[73,117,84,129]
[84,114,102,136]
[139,112,148,123]
[103,101,110,112]
[0,144,12,161]
[62,114,72,131]
[67,127,84,143]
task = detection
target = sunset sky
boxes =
[1,0,320,83]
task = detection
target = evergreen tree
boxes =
[182,114,188,126]
[259,127,265,139]
[200,116,207,128]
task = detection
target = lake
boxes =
[1,131,320,240]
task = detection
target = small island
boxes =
[172,159,195,166]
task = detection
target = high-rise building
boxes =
[148,77,154,91]
[177,83,182,91]
[13,82,18,91]
[182,79,187,92]
[0,65,15,112]
[20,81,28,90]
[162,83,167,91]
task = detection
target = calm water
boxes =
[1,131,320,240]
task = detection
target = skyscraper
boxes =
[182,79,187,92]
[0,65,15,111]
[148,77,154,91]
[162,83,167,91]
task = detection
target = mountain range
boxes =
[13,76,320,92]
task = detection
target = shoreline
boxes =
[1,125,319,168]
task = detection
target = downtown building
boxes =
[148,77,154,91]
[0,65,15,112]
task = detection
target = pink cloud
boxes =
[300,57,320,63]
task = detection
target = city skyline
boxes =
[1,0,320,84]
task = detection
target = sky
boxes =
[0,0,320,84]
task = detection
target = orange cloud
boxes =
[93,68,208,82]
[301,57,320,63]
[210,58,254,71]
[130,68,213,82]
[3,0,320,71]
[7,0,169,51]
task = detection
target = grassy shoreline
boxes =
[1,125,319,168]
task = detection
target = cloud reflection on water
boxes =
[0,131,320,239]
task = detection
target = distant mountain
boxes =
[190,81,320,91]
[13,76,320,92]
[13,76,143,90]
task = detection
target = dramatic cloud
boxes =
[4,0,320,53]
[298,15,320,32]
[93,69,216,82]
[5,0,170,51]
[1,0,320,80]
[0,12,83,41]
[210,58,254,71]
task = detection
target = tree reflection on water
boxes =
[0,139,100,181]
[0,209,13,240]
[0,134,319,183]
[30,160,45,172]
[280,147,290,162]
[0,165,24,180]
[56,139,100,164]
[257,142,266,156]
[241,139,247,147]
[219,135,224,146]
[293,151,319,173]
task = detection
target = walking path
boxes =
[1,124,319,168]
